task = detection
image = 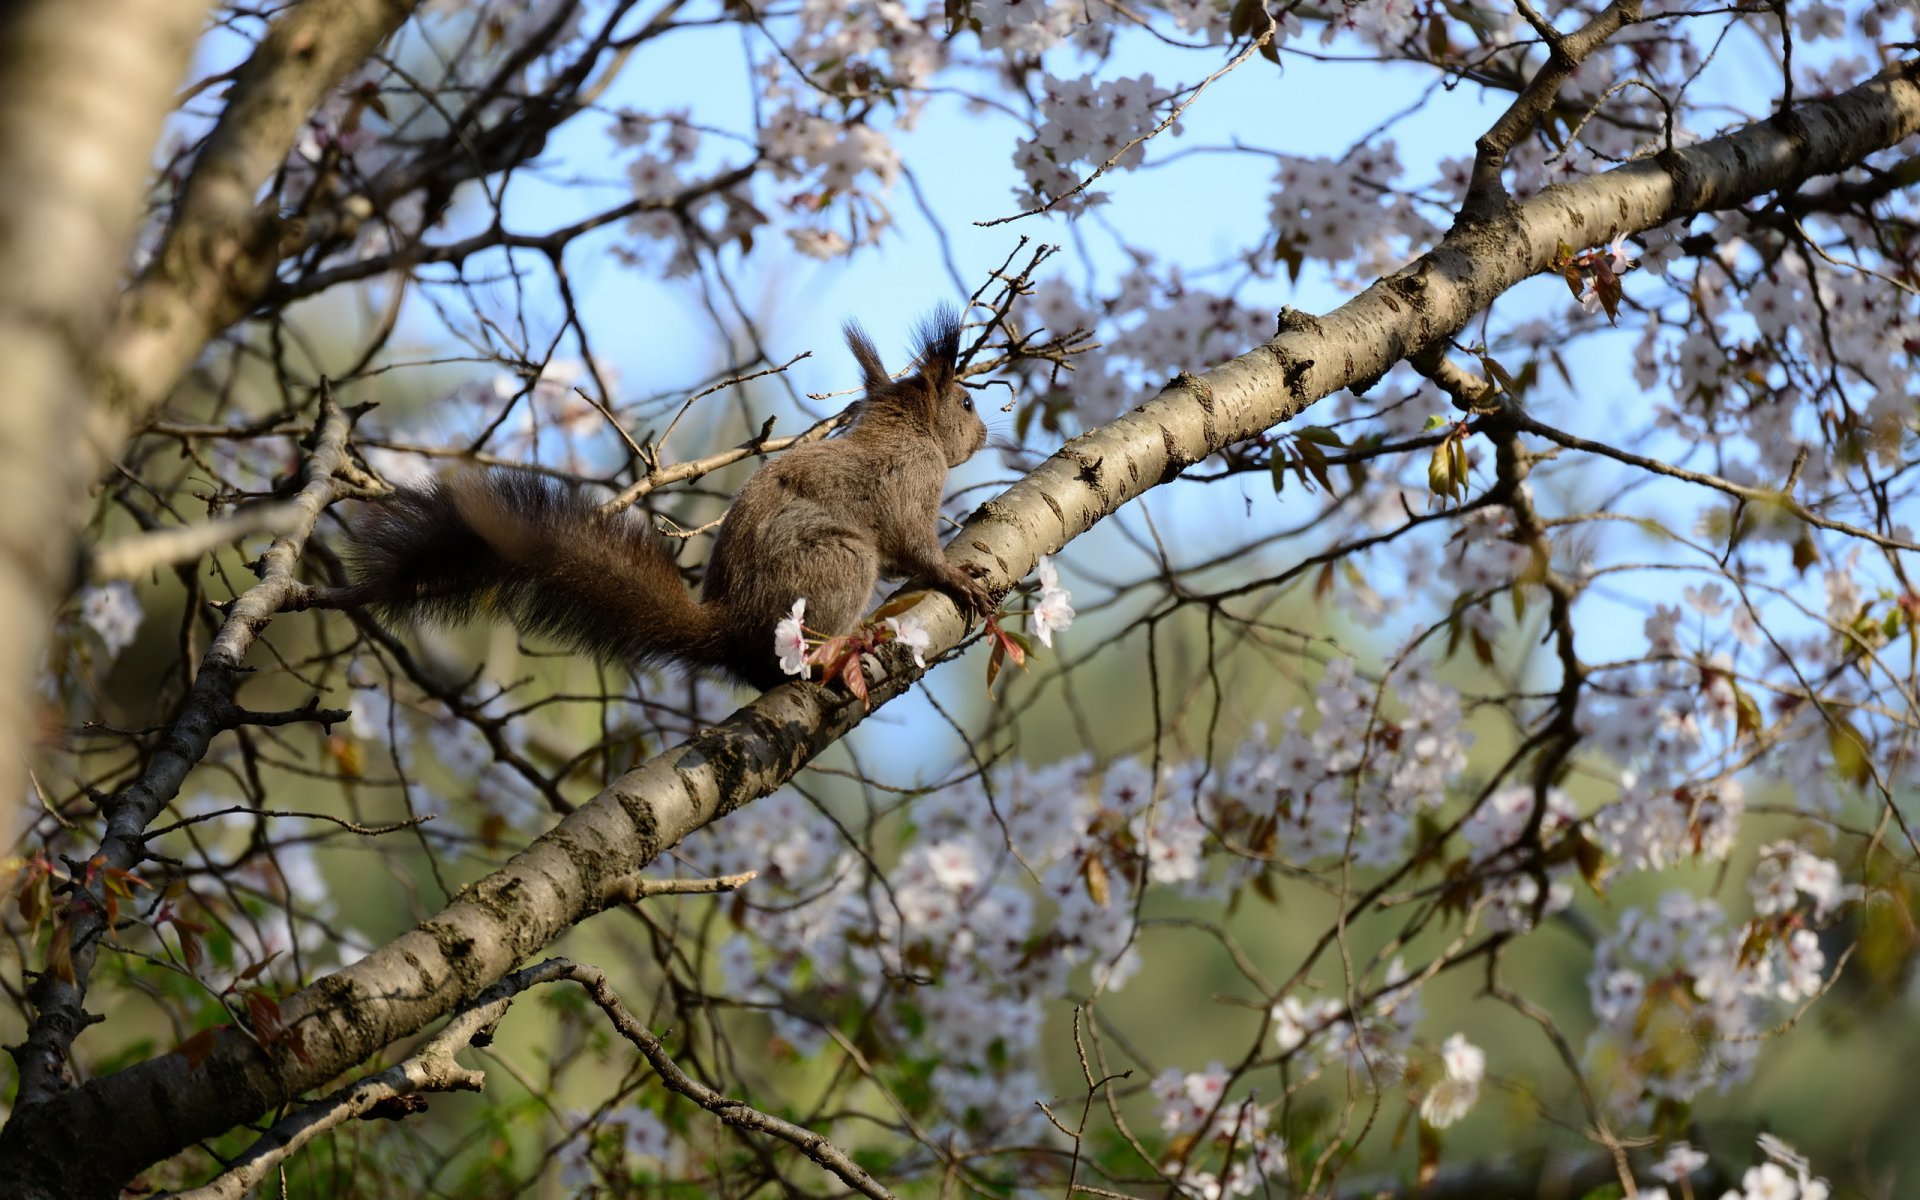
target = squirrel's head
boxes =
[844,306,986,468]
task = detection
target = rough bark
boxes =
[0,0,212,866]
[95,0,422,442]
[2,58,1915,1200]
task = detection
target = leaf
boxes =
[236,950,281,983]
[177,1027,220,1072]
[179,923,205,972]
[47,919,75,984]
[1295,425,1346,448]
[1587,256,1623,323]
[1570,830,1608,896]
[1425,11,1449,60]
[1270,450,1288,495]
[871,592,923,621]
[244,989,283,1038]
[1733,684,1763,743]
[1468,625,1495,668]
[1476,351,1516,396]
[1229,0,1258,39]
[841,654,870,707]
[1828,717,1872,789]
[1417,1119,1442,1187]
[989,618,1028,671]
[16,870,47,928]
[1791,530,1820,575]
[1251,864,1282,902]
[1297,438,1334,493]
[1427,439,1457,501]
[245,989,312,1064]
[329,733,363,779]
[1083,854,1110,907]
[1421,413,1450,432]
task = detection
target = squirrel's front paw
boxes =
[940,564,994,620]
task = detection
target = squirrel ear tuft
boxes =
[913,305,962,391]
[844,322,890,394]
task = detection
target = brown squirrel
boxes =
[339,309,994,689]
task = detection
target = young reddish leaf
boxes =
[243,989,284,1039]
[103,866,152,896]
[177,1027,220,1072]
[983,616,1030,695]
[1594,267,1624,322]
[179,924,206,972]
[236,949,282,983]
[990,618,1028,670]
[840,653,870,706]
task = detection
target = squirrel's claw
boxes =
[940,563,995,622]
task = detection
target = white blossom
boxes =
[774,598,810,677]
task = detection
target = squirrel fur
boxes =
[343,309,992,689]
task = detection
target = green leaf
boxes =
[1297,438,1334,493]
[1427,439,1456,500]
[1828,717,1872,788]
[1733,683,1762,742]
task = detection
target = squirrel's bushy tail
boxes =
[347,468,722,673]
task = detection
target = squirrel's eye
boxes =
[961,395,975,412]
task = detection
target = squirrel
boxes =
[336,308,994,690]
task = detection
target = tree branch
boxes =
[0,0,213,897]
[96,0,423,441]
[8,388,373,1115]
